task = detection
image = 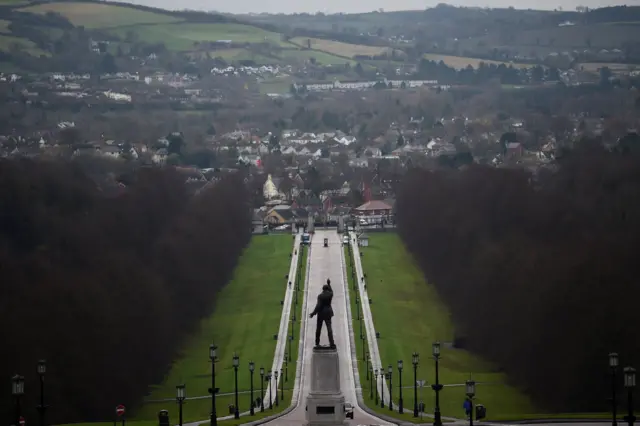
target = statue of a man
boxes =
[309,278,335,348]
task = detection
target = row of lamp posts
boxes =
[609,352,637,426]
[10,360,48,426]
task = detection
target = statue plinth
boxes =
[306,347,347,426]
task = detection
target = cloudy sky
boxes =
[117,0,639,15]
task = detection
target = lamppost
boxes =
[432,342,443,426]
[374,369,379,404]
[260,367,265,413]
[37,360,47,426]
[284,358,288,382]
[388,365,393,411]
[398,360,404,414]
[280,369,284,401]
[466,380,476,426]
[359,313,363,340]
[366,354,371,381]
[355,295,360,320]
[624,367,636,426]
[176,384,186,426]
[274,370,279,406]
[12,374,24,426]
[412,352,420,418]
[249,361,255,416]
[267,371,273,410]
[380,369,385,408]
[209,344,218,426]
[361,335,366,360]
[232,352,240,419]
[611,353,620,426]
[289,316,294,360]
[370,363,374,399]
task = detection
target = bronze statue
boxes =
[309,278,335,348]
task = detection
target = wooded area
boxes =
[0,159,251,423]
[397,137,640,411]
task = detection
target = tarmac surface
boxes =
[261,230,394,425]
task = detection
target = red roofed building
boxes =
[353,200,393,217]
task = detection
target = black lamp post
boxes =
[466,380,476,426]
[274,370,279,406]
[232,352,240,419]
[388,365,393,411]
[374,369,379,405]
[249,361,255,416]
[370,363,374,399]
[12,374,25,426]
[361,335,366,360]
[366,354,371,381]
[280,369,284,401]
[267,371,273,410]
[380,369,385,408]
[284,358,289,382]
[176,384,186,426]
[398,360,404,414]
[289,317,294,360]
[611,353,619,426]
[624,367,636,426]
[355,295,360,320]
[412,352,420,418]
[37,360,47,426]
[209,344,218,426]
[260,367,265,413]
[432,342,443,426]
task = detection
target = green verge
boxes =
[345,241,439,424]
[359,233,535,421]
[58,236,308,426]
[130,234,293,424]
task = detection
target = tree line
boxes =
[0,159,251,423]
[396,137,640,411]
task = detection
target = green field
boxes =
[130,234,294,424]
[359,233,535,421]
[20,2,182,29]
[107,23,288,51]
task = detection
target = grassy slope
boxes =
[290,37,390,58]
[9,1,376,70]
[19,2,182,29]
[359,233,535,421]
[129,234,292,424]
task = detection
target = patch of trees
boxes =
[397,138,640,411]
[0,158,251,423]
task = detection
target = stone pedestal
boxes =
[305,347,347,426]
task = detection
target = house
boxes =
[153,148,168,164]
[354,200,393,217]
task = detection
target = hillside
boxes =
[0,0,399,72]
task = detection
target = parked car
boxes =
[324,237,328,247]
[342,235,349,245]
[345,403,354,419]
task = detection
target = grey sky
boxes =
[116,0,639,15]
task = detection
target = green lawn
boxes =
[359,233,535,421]
[108,23,287,51]
[0,19,10,33]
[20,2,182,29]
[279,48,355,66]
[131,234,294,424]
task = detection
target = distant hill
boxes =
[0,0,390,72]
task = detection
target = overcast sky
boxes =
[117,0,640,15]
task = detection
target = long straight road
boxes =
[262,230,395,425]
